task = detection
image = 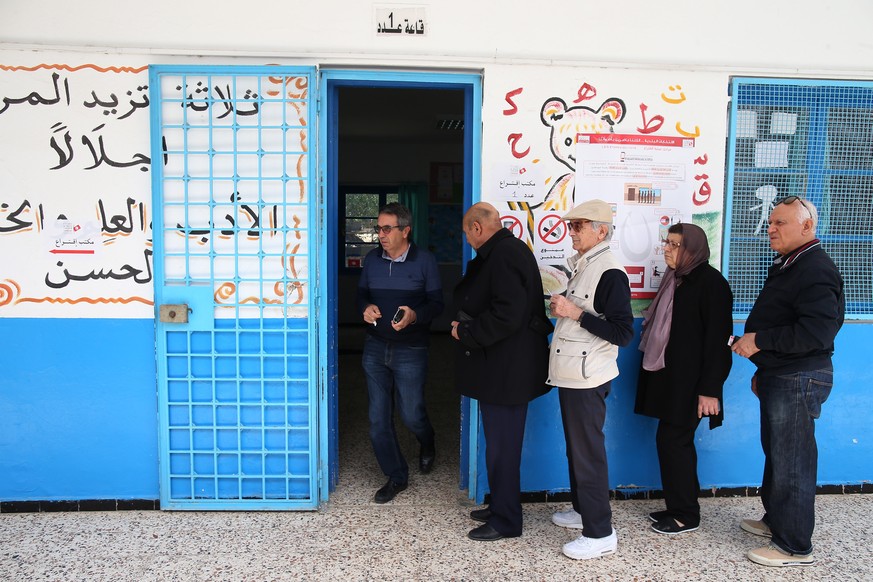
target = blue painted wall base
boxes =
[473,320,872,503]
[0,318,159,501]
[2,318,870,503]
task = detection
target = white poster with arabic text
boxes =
[575,133,696,298]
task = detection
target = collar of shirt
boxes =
[567,241,611,271]
[774,238,820,271]
[382,242,411,263]
[473,228,512,261]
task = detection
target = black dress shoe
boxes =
[419,447,435,474]
[648,510,671,523]
[651,517,699,535]
[468,523,505,541]
[374,479,407,504]
[470,508,492,523]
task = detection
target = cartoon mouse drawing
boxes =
[505,93,627,289]
[538,96,626,212]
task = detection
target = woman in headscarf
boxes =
[635,223,733,535]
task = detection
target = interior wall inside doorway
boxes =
[336,86,465,331]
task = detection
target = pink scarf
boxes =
[639,224,711,371]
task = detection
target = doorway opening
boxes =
[323,74,478,503]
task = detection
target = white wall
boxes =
[2,1,873,76]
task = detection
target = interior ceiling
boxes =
[337,87,465,143]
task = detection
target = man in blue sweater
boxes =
[357,202,444,503]
[732,196,844,567]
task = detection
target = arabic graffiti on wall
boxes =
[0,64,313,319]
[0,63,154,317]
[157,72,311,319]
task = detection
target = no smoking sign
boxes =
[537,214,567,244]
[500,215,524,239]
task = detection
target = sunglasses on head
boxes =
[777,196,813,219]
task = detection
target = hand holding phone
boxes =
[392,308,405,324]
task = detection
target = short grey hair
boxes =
[797,198,819,230]
[591,221,615,241]
[379,202,412,229]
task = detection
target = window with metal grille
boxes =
[340,185,398,270]
[724,78,873,319]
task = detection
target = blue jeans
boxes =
[758,368,833,555]
[361,335,435,484]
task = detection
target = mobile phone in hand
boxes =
[392,308,405,324]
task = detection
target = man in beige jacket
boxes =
[547,199,633,561]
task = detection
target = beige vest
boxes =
[548,243,626,389]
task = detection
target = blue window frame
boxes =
[724,78,873,319]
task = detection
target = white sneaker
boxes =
[562,529,617,560]
[551,508,584,529]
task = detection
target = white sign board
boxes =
[576,133,696,298]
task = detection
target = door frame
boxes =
[318,69,482,501]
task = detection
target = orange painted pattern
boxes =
[0,63,147,73]
[16,296,153,305]
[240,295,283,305]
[214,282,236,304]
[1,279,152,307]
[0,280,22,306]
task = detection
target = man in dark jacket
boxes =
[732,196,844,568]
[451,202,552,541]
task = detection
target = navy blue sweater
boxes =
[356,242,444,346]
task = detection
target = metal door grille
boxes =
[725,78,873,318]
[150,66,319,509]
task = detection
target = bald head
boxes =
[463,202,502,250]
[464,202,500,230]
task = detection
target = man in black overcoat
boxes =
[732,196,844,567]
[451,202,552,541]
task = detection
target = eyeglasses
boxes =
[373,225,403,234]
[661,239,681,249]
[777,196,813,220]
[566,220,592,233]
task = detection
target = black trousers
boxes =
[656,418,702,527]
[479,401,529,537]
[558,384,613,539]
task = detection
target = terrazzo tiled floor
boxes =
[2,330,871,581]
[2,493,871,581]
